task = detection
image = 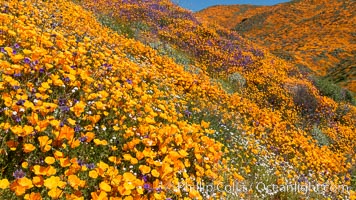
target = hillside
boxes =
[197,0,356,93]
[0,0,355,199]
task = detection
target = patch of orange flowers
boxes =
[0,0,355,199]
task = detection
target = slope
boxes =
[0,0,355,199]
[197,0,356,93]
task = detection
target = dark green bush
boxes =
[313,77,355,105]
[311,125,332,147]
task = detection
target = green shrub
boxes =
[313,77,355,105]
[227,72,247,92]
[148,41,192,66]
[311,125,332,147]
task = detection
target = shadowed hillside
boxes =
[0,0,355,199]
[197,0,356,93]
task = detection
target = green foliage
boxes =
[0,189,19,200]
[148,41,193,67]
[183,65,201,75]
[296,64,313,75]
[228,72,246,91]
[311,125,332,147]
[313,77,356,105]
[214,72,247,94]
[212,73,247,95]
[352,165,356,189]
[97,15,135,38]
[213,78,236,94]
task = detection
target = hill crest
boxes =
[197,0,356,93]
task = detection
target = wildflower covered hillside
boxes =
[0,0,355,199]
[197,0,356,93]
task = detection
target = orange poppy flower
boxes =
[38,136,52,152]
[139,165,151,174]
[99,181,111,192]
[70,101,86,117]
[58,125,74,141]
[23,143,36,153]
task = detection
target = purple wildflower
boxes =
[23,57,31,64]
[63,77,70,82]
[144,183,152,191]
[142,175,148,182]
[14,43,20,49]
[16,99,25,106]
[184,110,192,117]
[97,84,103,90]
[77,160,85,166]
[86,163,95,169]
[74,125,81,132]
[79,136,87,143]
[13,73,22,77]
[30,61,38,68]
[12,115,21,123]
[13,169,26,179]
[297,175,307,183]
[13,86,20,90]
[58,98,67,106]
[60,106,70,112]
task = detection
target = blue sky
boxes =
[173,0,291,11]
